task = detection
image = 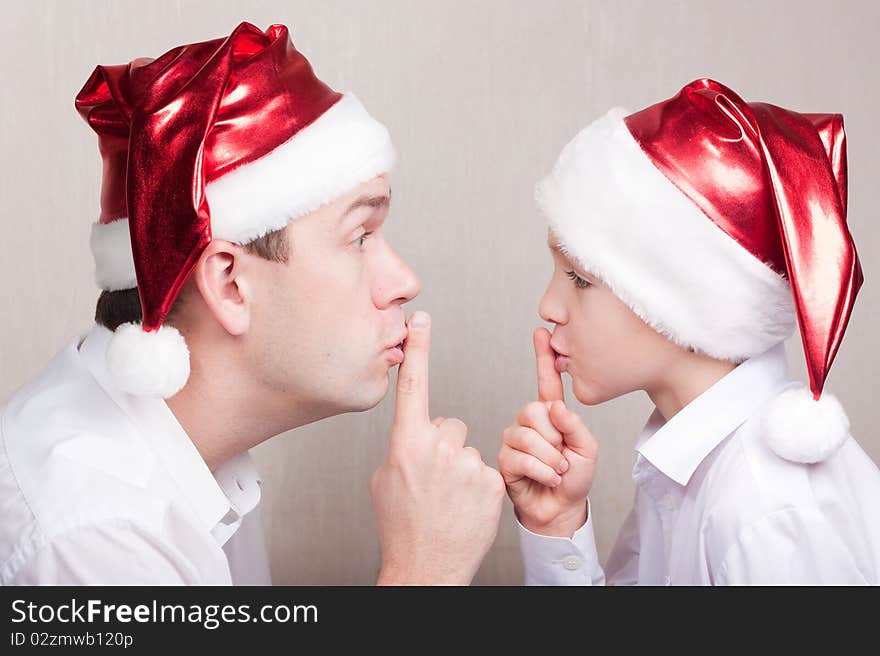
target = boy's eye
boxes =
[565,269,592,289]
[353,231,374,250]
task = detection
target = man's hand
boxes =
[497,327,598,537]
[371,311,505,585]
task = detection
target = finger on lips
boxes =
[393,311,431,431]
[533,327,565,403]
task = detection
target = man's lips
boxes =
[383,330,408,365]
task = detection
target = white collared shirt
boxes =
[518,343,880,585]
[0,325,271,585]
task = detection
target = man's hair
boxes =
[95,228,290,331]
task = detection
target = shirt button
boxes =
[662,493,676,512]
[561,556,582,571]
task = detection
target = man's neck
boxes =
[646,351,737,423]
[164,359,314,472]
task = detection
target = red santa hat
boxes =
[536,78,863,463]
[75,22,395,398]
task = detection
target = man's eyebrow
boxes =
[343,191,392,217]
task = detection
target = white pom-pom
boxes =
[761,383,850,464]
[106,322,191,398]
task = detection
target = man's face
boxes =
[245,175,420,418]
[538,231,680,405]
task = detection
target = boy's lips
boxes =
[549,338,568,357]
[549,339,571,373]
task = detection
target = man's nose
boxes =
[376,248,420,308]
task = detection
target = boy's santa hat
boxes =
[76,22,395,399]
[536,79,863,463]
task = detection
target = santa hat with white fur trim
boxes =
[536,78,863,464]
[75,22,395,398]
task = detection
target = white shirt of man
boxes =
[0,324,271,585]
[518,342,880,585]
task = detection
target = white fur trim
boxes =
[90,219,137,291]
[761,383,850,463]
[90,93,395,290]
[106,322,190,398]
[535,107,797,362]
[207,93,396,244]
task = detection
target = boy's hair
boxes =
[95,227,290,331]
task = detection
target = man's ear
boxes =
[192,239,251,336]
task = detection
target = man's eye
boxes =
[353,231,374,250]
[565,269,591,289]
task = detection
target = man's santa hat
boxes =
[75,22,395,398]
[536,78,863,464]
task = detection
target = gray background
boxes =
[1,0,877,584]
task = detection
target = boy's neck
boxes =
[647,351,738,423]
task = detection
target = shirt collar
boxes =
[635,341,792,487]
[77,324,262,545]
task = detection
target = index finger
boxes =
[533,327,564,403]
[393,311,431,428]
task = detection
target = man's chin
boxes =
[341,370,392,413]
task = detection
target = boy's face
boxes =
[538,231,680,405]
[243,175,420,419]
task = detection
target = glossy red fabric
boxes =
[625,79,862,398]
[75,22,341,330]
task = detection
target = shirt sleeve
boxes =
[715,507,869,585]
[9,518,204,585]
[516,498,605,586]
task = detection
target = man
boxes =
[0,21,504,585]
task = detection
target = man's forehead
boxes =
[341,174,391,209]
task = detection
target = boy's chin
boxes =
[571,380,612,406]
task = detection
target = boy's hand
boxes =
[497,327,598,537]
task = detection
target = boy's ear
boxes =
[191,240,251,336]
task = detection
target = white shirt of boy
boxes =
[518,342,880,585]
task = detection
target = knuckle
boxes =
[519,401,544,424]
[397,373,421,395]
[526,459,548,481]
[439,418,468,443]
[485,467,506,497]
[462,445,482,466]
[436,436,456,459]
[507,426,527,450]
[496,446,513,473]
[445,417,467,435]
